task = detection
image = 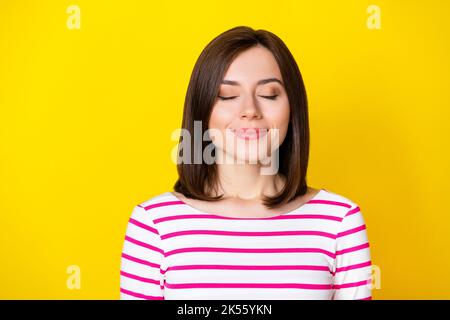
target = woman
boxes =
[120,26,372,300]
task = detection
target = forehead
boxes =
[222,45,282,83]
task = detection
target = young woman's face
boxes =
[208,45,290,164]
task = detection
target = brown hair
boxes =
[173,26,310,209]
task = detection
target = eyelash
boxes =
[218,95,278,101]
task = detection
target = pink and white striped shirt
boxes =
[119,188,372,300]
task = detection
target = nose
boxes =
[239,95,262,120]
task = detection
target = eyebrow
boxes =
[221,78,284,87]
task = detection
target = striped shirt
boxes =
[120,188,372,300]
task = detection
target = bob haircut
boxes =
[173,26,310,209]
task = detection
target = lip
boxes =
[230,127,269,140]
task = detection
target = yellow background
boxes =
[1,0,449,299]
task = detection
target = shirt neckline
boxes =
[168,188,326,220]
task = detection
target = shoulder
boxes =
[137,191,176,209]
[316,188,361,219]
[130,191,182,223]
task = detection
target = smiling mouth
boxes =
[230,128,269,140]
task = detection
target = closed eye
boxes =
[218,95,278,101]
[260,95,278,100]
[218,96,237,100]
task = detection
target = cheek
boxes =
[263,102,290,129]
[208,104,234,129]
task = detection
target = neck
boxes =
[212,162,285,201]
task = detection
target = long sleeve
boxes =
[120,205,165,300]
[331,205,372,300]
